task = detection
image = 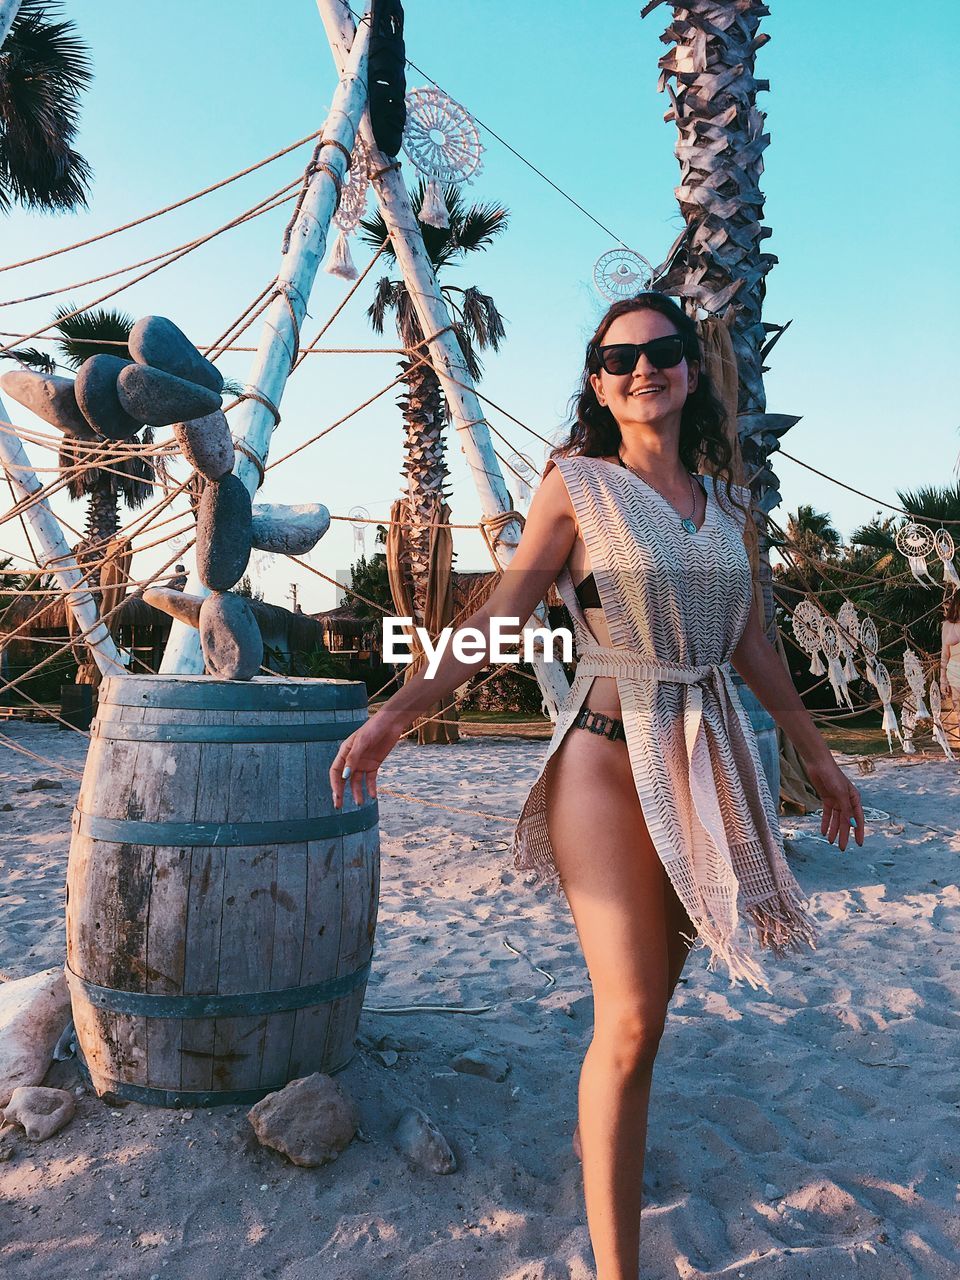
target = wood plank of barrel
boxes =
[65,675,379,1108]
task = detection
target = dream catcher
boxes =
[820,616,855,709]
[791,600,827,675]
[872,660,902,752]
[349,505,371,556]
[506,451,537,507]
[934,528,960,588]
[593,249,654,302]
[859,615,879,689]
[900,695,918,755]
[902,647,931,720]
[323,137,371,282]
[928,681,956,760]
[837,600,861,683]
[401,87,483,229]
[895,521,938,587]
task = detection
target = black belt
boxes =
[573,705,626,741]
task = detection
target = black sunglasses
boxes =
[590,334,686,376]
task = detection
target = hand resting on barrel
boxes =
[329,713,405,810]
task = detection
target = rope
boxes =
[0,128,325,275]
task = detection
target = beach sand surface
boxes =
[0,723,958,1279]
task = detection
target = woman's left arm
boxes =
[730,597,865,849]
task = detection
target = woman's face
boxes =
[588,308,698,431]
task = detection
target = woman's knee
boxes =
[591,1006,667,1077]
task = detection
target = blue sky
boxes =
[1,0,957,610]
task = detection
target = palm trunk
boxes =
[645,0,793,643]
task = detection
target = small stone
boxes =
[393,1106,457,1174]
[0,803,13,812]
[173,410,234,480]
[31,778,62,791]
[143,587,203,629]
[765,1183,783,1200]
[75,355,141,440]
[199,592,263,681]
[129,315,224,393]
[0,370,90,436]
[374,1049,399,1067]
[2,1086,76,1141]
[247,1073,358,1168]
[196,473,252,591]
[449,1048,510,1082]
[376,1033,428,1053]
[250,503,330,556]
[116,364,220,428]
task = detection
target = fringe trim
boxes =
[744,883,821,957]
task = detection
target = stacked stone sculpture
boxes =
[2,315,331,682]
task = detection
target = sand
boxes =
[0,722,958,1279]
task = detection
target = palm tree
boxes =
[0,0,93,214]
[786,504,843,566]
[356,178,508,630]
[52,305,155,585]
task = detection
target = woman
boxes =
[330,292,865,1280]
[939,592,960,752]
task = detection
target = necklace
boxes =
[616,452,702,534]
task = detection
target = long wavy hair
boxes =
[549,292,748,523]
[943,590,960,625]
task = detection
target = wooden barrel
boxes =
[65,674,379,1108]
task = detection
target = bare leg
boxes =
[546,729,683,1280]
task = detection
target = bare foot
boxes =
[572,1122,582,1162]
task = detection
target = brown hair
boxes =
[549,291,748,524]
[943,590,960,624]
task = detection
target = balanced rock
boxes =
[173,409,234,480]
[0,968,72,1108]
[393,1106,457,1174]
[129,315,224,393]
[251,503,330,556]
[2,1086,75,1141]
[247,1073,358,1168]
[450,1048,510,1082]
[0,370,90,436]
[197,473,252,591]
[116,364,220,428]
[74,355,141,440]
[143,587,203,629]
[199,592,263,680]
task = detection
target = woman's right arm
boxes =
[329,465,578,808]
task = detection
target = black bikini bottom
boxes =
[573,704,627,742]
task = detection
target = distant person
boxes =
[168,564,188,592]
[329,291,865,1275]
[939,590,960,700]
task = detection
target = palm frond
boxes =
[53,305,133,368]
[366,277,396,334]
[0,0,93,213]
[0,346,56,373]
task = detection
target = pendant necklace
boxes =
[617,452,702,534]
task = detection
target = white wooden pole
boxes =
[0,0,24,50]
[160,9,372,674]
[0,396,125,678]
[316,0,570,718]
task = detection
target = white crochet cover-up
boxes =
[511,453,820,991]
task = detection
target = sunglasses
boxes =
[590,334,686,376]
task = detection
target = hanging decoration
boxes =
[593,248,654,302]
[902,647,931,721]
[837,600,860,683]
[820,616,855,710]
[349,505,371,556]
[895,521,938,587]
[368,0,407,157]
[506,451,537,507]
[900,695,918,755]
[401,86,483,229]
[324,137,371,281]
[873,661,902,752]
[934,527,960,589]
[859,616,879,689]
[928,682,956,760]
[791,600,826,675]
